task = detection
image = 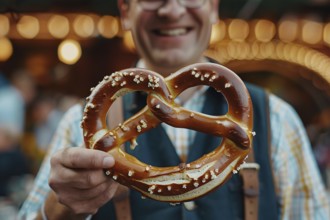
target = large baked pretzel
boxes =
[81,63,254,203]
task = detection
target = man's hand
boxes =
[48,147,119,215]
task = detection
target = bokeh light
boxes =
[17,15,40,39]
[97,16,119,39]
[278,18,299,42]
[73,15,95,38]
[0,15,10,37]
[254,19,276,42]
[210,20,226,44]
[228,19,249,41]
[302,19,323,45]
[48,15,70,39]
[58,39,82,65]
[0,37,13,61]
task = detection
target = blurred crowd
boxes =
[0,69,79,219]
[308,108,330,188]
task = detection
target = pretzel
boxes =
[81,63,254,203]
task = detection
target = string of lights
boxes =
[0,13,329,72]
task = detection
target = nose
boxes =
[158,0,186,19]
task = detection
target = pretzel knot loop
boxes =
[81,63,254,202]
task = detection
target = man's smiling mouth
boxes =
[154,28,191,36]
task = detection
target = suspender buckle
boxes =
[239,162,260,197]
[239,162,260,170]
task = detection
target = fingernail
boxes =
[103,157,114,167]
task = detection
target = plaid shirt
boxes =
[19,92,330,220]
[162,86,207,162]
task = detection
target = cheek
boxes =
[130,29,153,58]
[131,17,153,47]
[191,9,214,35]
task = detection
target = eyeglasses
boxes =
[137,0,207,11]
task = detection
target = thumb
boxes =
[59,147,115,169]
[102,155,115,168]
[80,144,115,169]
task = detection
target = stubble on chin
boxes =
[150,49,196,70]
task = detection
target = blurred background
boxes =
[0,0,330,218]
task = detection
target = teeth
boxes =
[158,28,187,36]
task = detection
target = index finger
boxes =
[57,147,115,169]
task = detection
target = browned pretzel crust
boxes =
[81,63,254,202]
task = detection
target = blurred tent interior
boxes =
[0,0,327,16]
[0,0,330,186]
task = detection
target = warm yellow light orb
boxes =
[324,23,330,46]
[0,15,10,37]
[58,39,82,65]
[278,19,299,42]
[48,15,70,38]
[17,15,40,39]
[0,37,13,61]
[97,16,119,38]
[123,31,135,52]
[228,19,249,41]
[73,15,95,38]
[210,21,226,44]
[302,20,323,45]
[254,19,276,42]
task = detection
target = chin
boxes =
[153,51,194,68]
[157,59,188,71]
